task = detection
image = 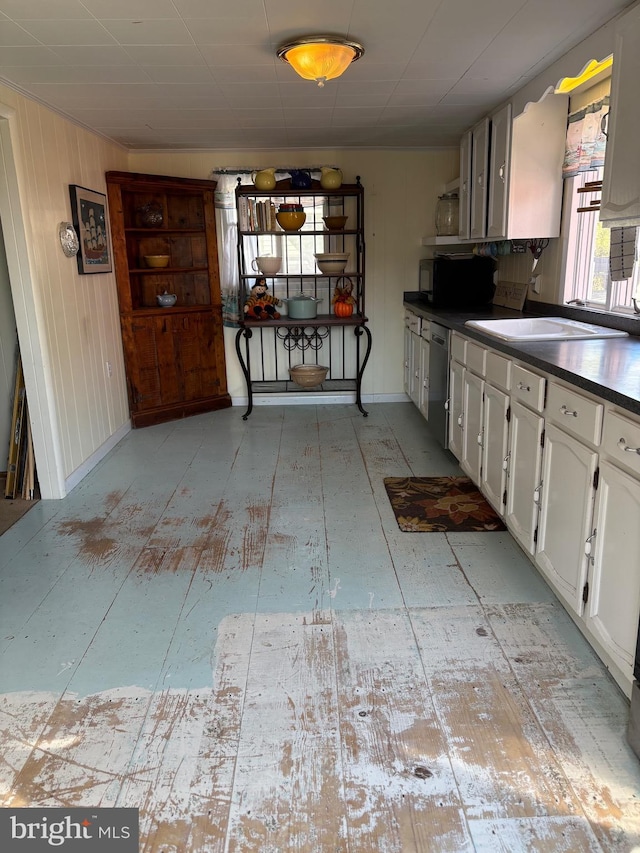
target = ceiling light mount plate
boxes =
[277,36,364,87]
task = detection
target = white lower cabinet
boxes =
[460,369,484,485]
[587,460,640,682]
[481,382,509,514]
[448,358,465,461]
[534,422,598,613]
[418,327,430,419]
[404,310,430,419]
[410,327,422,408]
[505,400,544,555]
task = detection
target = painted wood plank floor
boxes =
[1,402,639,852]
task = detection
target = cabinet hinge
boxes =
[593,467,599,490]
[582,581,589,604]
[540,429,545,448]
[506,405,511,423]
[533,527,538,545]
[502,489,507,506]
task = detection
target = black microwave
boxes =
[419,254,496,309]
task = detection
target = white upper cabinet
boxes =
[600,3,640,227]
[486,103,512,240]
[469,118,490,240]
[458,94,567,241]
[459,131,472,240]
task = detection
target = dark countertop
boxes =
[403,293,640,417]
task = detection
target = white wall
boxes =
[0,83,130,497]
[128,148,459,399]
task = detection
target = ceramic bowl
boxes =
[314,252,349,275]
[144,254,170,268]
[276,211,306,232]
[289,364,329,387]
[323,215,348,230]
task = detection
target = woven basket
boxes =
[289,364,329,387]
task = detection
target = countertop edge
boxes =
[403,295,640,418]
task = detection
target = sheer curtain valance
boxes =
[562,96,609,179]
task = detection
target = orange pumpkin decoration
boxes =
[334,300,354,318]
[332,276,356,317]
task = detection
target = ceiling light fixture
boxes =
[277,36,364,87]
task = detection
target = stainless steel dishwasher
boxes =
[427,322,450,448]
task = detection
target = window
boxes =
[563,168,639,314]
[256,195,327,275]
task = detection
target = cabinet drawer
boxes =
[485,351,511,391]
[466,341,486,376]
[451,332,467,364]
[545,381,603,446]
[602,410,640,477]
[511,364,546,412]
[404,311,420,333]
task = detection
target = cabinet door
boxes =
[535,423,597,613]
[470,117,490,240]
[600,3,640,226]
[459,130,472,239]
[418,336,430,419]
[587,460,640,686]
[128,313,225,412]
[505,400,543,555]
[403,325,413,396]
[410,330,422,408]
[448,359,464,461]
[481,383,509,514]
[486,103,512,240]
[460,370,484,485]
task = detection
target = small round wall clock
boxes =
[58,221,80,257]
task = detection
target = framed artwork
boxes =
[69,184,112,274]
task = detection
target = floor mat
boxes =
[383,476,506,532]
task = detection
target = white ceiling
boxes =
[0,0,632,151]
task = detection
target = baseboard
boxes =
[64,419,132,495]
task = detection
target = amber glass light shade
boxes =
[277,37,364,87]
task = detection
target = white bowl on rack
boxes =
[314,252,349,275]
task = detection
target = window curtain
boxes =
[213,172,253,328]
[562,96,609,179]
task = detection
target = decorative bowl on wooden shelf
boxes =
[289,364,329,387]
[323,215,348,230]
[144,254,170,268]
[314,252,349,274]
[276,211,306,231]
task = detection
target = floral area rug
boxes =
[383,476,506,532]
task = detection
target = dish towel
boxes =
[609,226,638,281]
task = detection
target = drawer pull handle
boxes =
[517,381,531,392]
[560,405,578,418]
[618,437,640,455]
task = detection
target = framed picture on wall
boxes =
[69,184,112,274]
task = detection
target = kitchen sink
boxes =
[464,317,629,341]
